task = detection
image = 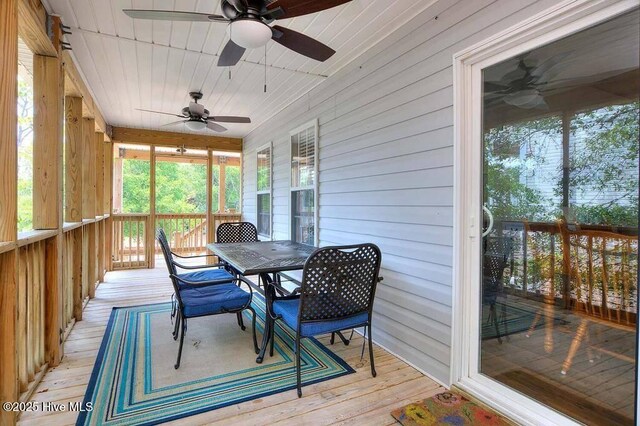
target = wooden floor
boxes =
[18,262,443,426]
[481,296,636,426]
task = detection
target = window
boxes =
[257,144,272,238]
[290,121,317,245]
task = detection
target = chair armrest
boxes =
[171,251,218,259]
[173,261,227,270]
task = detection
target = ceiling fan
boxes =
[137,92,251,132]
[123,0,351,67]
[484,53,570,109]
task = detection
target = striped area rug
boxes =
[77,294,354,425]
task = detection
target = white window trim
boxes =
[452,1,639,425]
[289,119,319,246]
[256,143,272,240]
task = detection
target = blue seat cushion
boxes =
[272,298,369,337]
[177,269,234,287]
[180,284,250,317]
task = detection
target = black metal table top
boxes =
[206,240,316,275]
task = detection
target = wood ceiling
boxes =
[43,0,434,137]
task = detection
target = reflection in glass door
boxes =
[480,9,639,425]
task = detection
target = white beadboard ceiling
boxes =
[43,0,434,138]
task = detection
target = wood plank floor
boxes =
[481,296,636,425]
[18,263,443,425]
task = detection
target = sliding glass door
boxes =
[479,8,639,424]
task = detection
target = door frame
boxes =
[451,0,640,424]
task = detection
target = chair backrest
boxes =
[299,244,382,323]
[157,228,177,276]
[216,222,259,243]
[482,236,514,298]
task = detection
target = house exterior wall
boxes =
[242,0,559,385]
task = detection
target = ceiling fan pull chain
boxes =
[264,44,267,93]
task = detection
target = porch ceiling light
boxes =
[185,120,207,131]
[228,19,272,49]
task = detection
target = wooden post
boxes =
[32,55,61,229]
[104,141,112,215]
[65,96,83,222]
[44,235,62,365]
[72,227,82,320]
[95,133,104,219]
[87,222,96,298]
[0,0,18,242]
[82,118,96,219]
[113,155,123,213]
[219,158,226,213]
[148,146,156,268]
[95,133,105,281]
[0,1,19,421]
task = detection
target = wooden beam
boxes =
[148,146,156,269]
[117,147,241,166]
[62,51,109,136]
[104,141,112,215]
[219,163,226,213]
[44,235,62,366]
[0,0,18,243]
[82,118,96,219]
[112,157,123,214]
[112,126,242,152]
[0,1,19,419]
[17,0,56,57]
[33,54,61,229]
[72,228,82,320]
[65,96,83,222]
[87,223,96,298]
[95,132,104,219]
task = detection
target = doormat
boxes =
[391,391,512,425]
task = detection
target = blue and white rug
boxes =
[77,294,353,425]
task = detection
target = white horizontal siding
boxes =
[242,0,560,385]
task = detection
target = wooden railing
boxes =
[156,214,207,255]
[497,220,638,326]
[111,214,151,270]
[111,213,243,268]
[16,241,47,394]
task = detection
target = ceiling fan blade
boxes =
[161,120,186,127]
[209,116,251,123]
[136,108,185,118]
[123,9,228,22]
[207,121,228,132]
[484,82,510,92]
[218,39,246,66]
[271,26,335,62]
[189,102,205,116]
[266,0,352,19]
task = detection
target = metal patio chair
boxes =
[157,228,247,338]
[158,229,258,369]
[270,243,382,397]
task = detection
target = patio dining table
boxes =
[206,240,316,363]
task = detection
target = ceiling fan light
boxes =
[504,89,542,108]
[229,19,272,48]
[185,120,207,131]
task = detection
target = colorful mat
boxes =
[391,391,512,426]
[77,294,354,425]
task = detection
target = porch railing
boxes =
[111,213,242,269]
[497,220,638,327]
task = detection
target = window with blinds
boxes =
[256,144,271,238]
[290,121,317,245]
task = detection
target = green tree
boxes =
[17,78,33,231]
